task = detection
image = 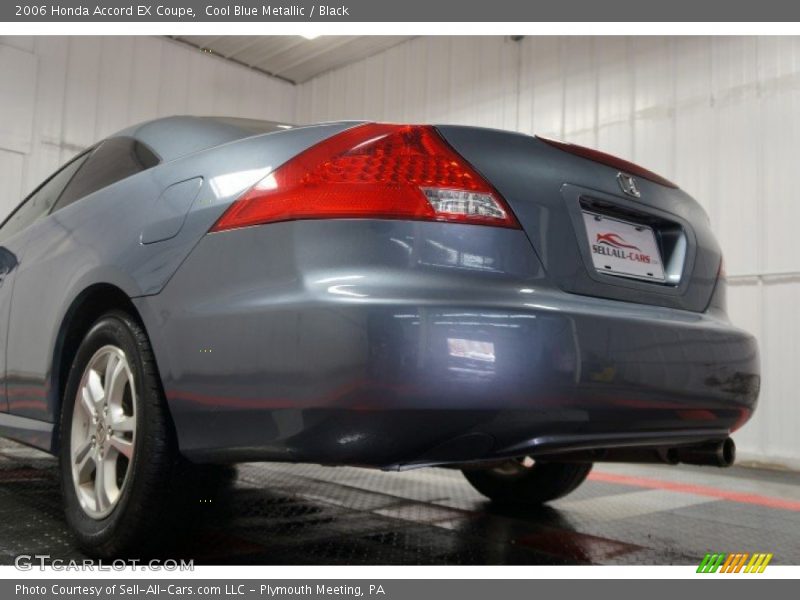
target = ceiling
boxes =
[170,36,414,84]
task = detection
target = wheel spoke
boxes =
[108,434,133,459]
[94,455,111,512]
[87,369,105,406]
[110,414,135,433]
[105,354,126,409]
[73,440,94,479]
[80,387,96,420]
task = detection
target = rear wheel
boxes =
[59,310,176,557]
[462,458,592,505]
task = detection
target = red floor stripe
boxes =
[589,470,800,512]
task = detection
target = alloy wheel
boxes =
[69,345,137,519]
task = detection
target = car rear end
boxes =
[139,122,760,469]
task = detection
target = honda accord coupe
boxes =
[0,117,759,556]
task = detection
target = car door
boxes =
[0,152,90,413]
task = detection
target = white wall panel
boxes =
[0,36,34,53]
[62,37,102,156]
[127,37,163,126]
[596,37,633,158]
[518,37,563,138]
[713,97,761,275]
[631,38,675,180]
[0,150,24,218]
[562,37,596,147]
[673,104,714,214]
[95,37,135,140]
[297,36,519,130]
[0,45,37,155]
[296,35,800,467]
[22,37,68,196]
[759,280,800,462]
[712,37,759,97]
[421,38,454,123]
[361,53,387,121]
[0,36,296,211]
[674,37,712,105]
[156,40,190,118]
[759,75,800,274]
[731,278,800,466]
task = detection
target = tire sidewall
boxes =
[58,313,150,545]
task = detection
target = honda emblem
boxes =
[617,173,641,198]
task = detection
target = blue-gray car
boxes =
[0,117,759,556]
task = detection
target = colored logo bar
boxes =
[697,553,773,573]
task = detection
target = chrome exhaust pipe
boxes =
[673,438,735,467]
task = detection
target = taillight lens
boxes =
[210,123,520,232]
[537,136,678,189]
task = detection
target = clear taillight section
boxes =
[210,123,520,232]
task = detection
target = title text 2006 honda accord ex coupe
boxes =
[0,117,759,556]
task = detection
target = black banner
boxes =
[4,579,798,600]
[4,0,800,22]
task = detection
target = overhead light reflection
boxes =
[447,338,496,363]
[524,303,560,312]
[210,167,271,197]
[315,274,364,284]
[328,285,367,298]
[390,237,413,252]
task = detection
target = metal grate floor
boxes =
[1,438,799,565]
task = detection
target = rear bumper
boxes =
[136,220,759,468]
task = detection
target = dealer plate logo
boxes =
[582,212,665,281]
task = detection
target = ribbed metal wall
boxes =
[297,36,800,467]
[0,35,296,218]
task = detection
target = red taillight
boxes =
[210,123,520,232]
[537,136,678,189]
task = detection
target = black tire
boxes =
[462,459,592,505]
[58,310,177,558]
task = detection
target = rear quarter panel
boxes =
[3,122,357,429]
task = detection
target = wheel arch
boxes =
[50,283,149,453]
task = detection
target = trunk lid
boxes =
[436,125,721,313]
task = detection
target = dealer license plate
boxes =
[582,211,665,282]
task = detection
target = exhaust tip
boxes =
[720,437,736,467]
[674,438,736,467]
[664,448,680,465]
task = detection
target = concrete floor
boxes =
[1,438,799,565]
